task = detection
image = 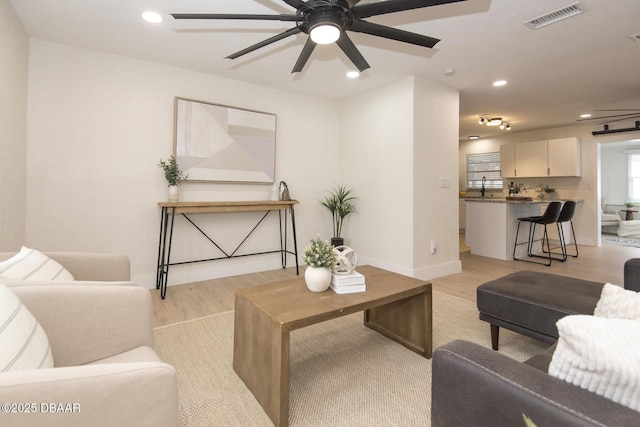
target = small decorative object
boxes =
[320,185,357,247]
[270,183,280,201]
[332,245,357,275]
[536,184,557,200]
[279,181,291,201]
[508,182,524,198]
[158,155,188,202]
[303,235,337,292]
[625,202,635,208]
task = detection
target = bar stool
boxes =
[513,201,563,266]
[555,200,578,260]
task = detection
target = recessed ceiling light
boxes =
[346,71,360,79]
[493,80,507,87]
[469,136,480,140]
[580,113,592,118]
[142,11,163,24]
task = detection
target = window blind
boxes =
[466,152,503,190]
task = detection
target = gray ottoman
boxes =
[477,271,604,350]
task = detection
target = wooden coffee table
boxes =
[233,265,432,427]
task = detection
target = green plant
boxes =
[625,202,635,208]
[158,155,188,186]
[303,235,338,268]
[540,185,556,193]
[320,185,357,239]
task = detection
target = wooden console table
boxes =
[156,200,299,299]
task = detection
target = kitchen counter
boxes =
[464,197,577,204]
[464,199,581,260]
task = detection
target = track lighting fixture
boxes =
[478,116,512,131]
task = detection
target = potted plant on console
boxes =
[158,155,188,202]
[320,185,357,247]
[303,235,337,292]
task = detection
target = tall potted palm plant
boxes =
[320,185,357,247]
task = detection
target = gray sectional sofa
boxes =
[431,259,640,426]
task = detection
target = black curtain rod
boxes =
[592,123,640,136]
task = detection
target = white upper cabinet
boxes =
[547,137,581,177]
[500,144,515,178]
[514,140,548,178]
[500,137,581,178]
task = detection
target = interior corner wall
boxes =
[339,78,416,275]
[412,76,461,280]
[339,76,461,279]
[25,39,340,288]
[0,0,28,251]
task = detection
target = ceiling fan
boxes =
[172,0,467,73]
[577,109,640,136]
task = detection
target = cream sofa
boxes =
[0,252,178,427]
[0,251,131,283]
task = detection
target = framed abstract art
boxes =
[174,97,276,183]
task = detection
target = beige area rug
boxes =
[153,291,548,426]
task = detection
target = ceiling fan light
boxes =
[310,24,340,44]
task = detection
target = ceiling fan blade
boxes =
[281,0,313,12]
[349,20,440,48]
[291,38,317,73]
[352,0,467,19]
[226,27,302,60]
[336,33,370,72]
[171,13,300,22]
[577,112,640,121]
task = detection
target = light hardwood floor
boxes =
[151,237,640,328]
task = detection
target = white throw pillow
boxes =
[0,246,74,281]
[548,315,640,411]
[0,284,54,371]
[594,283,640,319]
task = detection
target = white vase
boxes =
[168,185,179,202]
[304,266,332,292]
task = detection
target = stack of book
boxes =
[330,271,366,294]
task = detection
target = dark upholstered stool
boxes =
[476,270,604,350]
[513,201,563,266]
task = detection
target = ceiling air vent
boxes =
[524,2,583,29]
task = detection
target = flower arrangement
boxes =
[320,185,357,240]
[158,155,188,186]
[535,184,557,199]
[303,235,338,268]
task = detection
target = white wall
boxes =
[413,77,461,279]
[0,0,28,250]
[25,40,340,288]
[340,76,461,279]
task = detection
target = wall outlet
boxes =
[430,241,437,254]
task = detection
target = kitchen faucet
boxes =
[481,176,486,197]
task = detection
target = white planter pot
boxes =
[304,267,332,292]
[168,185,179,202]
